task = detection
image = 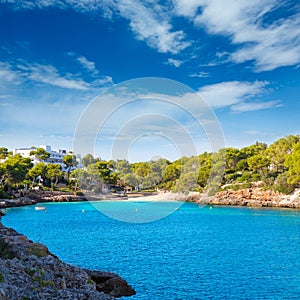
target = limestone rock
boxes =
[0,223,136,299]
[85,270,136,297]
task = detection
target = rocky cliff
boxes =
[0,223,136,299]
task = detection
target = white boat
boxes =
[35,206,46,211]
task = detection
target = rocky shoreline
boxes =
[0,222,136,299]
[0,191,129,209]
[187,188,300,209]
[1,188,300,210]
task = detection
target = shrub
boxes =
[250,173,261,181]
[273,172,295,194]
[0,238,15,259]
[0,189,11,199]
[26,244,49,258]
[236,172,251,183]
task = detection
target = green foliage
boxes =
[63,154,78,173]
[26,244,49,258]
[0,237,15,259]
[32,276,55,288]
[222,183,251,191]
[0,273,4,283]
[285,142,300,185]
[25,267,36,277]
[29,148,50,161]
[28,163,47,187]
[0,147,12,159]
[247,154,270,175]
[115,159,131,174]
[81,154,95,168]
[46,164,63,190]
[236,172,251,182]
[273,172,294,194]
[121,173,139,187]
[0,134,300,196]
[132,162,151,177]
[236,159,248,171]
[160,163,180,190]
[267,135,299,172]
[0,154,33,188]
[173,172,198,194]
[0,188,12,199]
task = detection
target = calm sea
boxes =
[2,201,300,299]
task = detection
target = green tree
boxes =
[247,154,270,176]
[132,162,151,177]
[267,135,300,172]
[87,161,118,186]
[70,168,89,191]
[63,154,78,174]
[115,159,132,175]
[30,148,50,162]
[183,156,200,173]
[0,147,12,159]
[238,142,267,160]
[285,143,300,186]
[273,172,294,194]
[236,159,249,171]
[1,154,33,189]
[174,172,198,194]
[28,162,47,187]
[121,173,139,188]
[160,163,180,190]
[219,148,239,172]
[81,154,95,168]
[46,164,63,190]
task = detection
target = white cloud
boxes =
[0,0,106,11]
[0,62,22,88]
[231,100,283,112]
[67,52,100,76]
[175,0,300,71]
[76,56,99,75]
[92,76,113,86]
[0,58,113,91]
[115,0,190,54]
[19,63,91,90]
[166,58,183,67]
[189,72,210,78]
[173,0,201,18]
[198,81,269,108]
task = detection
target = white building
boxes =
[13,145,82,171]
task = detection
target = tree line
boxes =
[0,135,299,198]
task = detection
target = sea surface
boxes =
[2,201,300,299]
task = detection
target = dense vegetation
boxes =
[0,135,299,198]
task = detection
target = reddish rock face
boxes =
[211,188,300,208]
[187,188,300,209]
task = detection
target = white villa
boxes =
[13,145,82,171]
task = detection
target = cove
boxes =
[2,201,300,299]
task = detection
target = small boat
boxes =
[35,206,46,211]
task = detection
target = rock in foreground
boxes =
[0,223,136,299]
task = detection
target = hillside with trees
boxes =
[0,135,299,199]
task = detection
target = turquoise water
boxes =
[2,201,300,299]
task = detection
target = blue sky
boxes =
[0,0,299,162]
